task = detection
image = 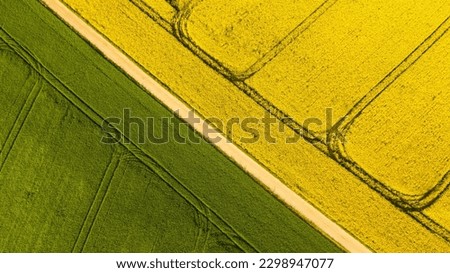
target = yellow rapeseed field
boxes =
[342,31,450,201]
[176,0,327,77]
[58,0,450,251]
[246,1,450,135]
[142,0,175,21]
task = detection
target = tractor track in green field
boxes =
[72,148,123,252]
[0,35,43,171]
[123,145,259,252]
[0,76,42,172]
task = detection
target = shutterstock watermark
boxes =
[100,108,334,145]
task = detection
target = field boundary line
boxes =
[42,0,371,253]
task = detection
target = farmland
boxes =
[57,0,450,251]
[0,0,341,252]
[338,29,450,205]
[176,0,328,77]
[246,1,450,135]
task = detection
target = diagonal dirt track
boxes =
[41,0,371,253]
